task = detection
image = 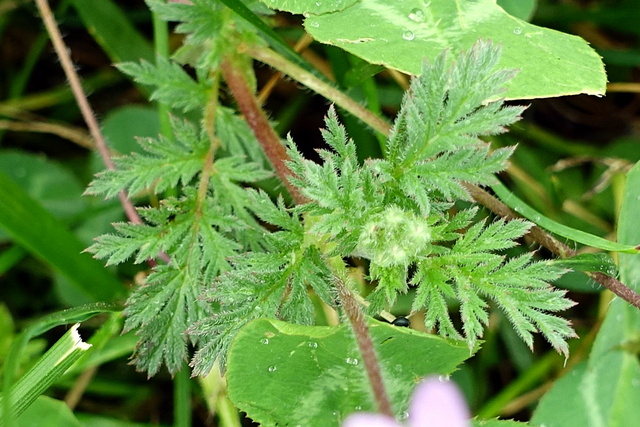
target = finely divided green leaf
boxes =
[116,58,210,112]
[190,192,333,374]
[284,42,575,357]
[87,118,209,198]
[124,265,211,376]
[147,0,224,45]
[413,220,575,355]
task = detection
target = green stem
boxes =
[152,8,173,141]
[217,394,242,427]
[174,362,192,427]
[0,70,119,116]
[248,45,392,137]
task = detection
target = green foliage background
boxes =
[1,0,640,426]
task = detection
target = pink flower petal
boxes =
[343,413,401,427]
[408,377,471,427]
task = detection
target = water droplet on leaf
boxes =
[268,365,277,372]
[408,8,425,22]
[513,27,523,35]
[260,338,269,345]
[308,20,320,28]
[346,357,359,365]
[308,341,318,348]
[402,30,415,41]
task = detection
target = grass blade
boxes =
[492,181,639,254]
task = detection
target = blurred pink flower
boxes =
[343,377,471,427]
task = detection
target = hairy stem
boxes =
[221,58,306,205]
[331,260,394,417]
[196,71,221,218]
[34,0,142,227]
[248,45,392,137]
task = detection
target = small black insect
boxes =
[392,317,410,327]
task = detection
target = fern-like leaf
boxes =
[283,42,576,358]
[117,57,210,112]
[87,118,209,198]
[190,190,334,374]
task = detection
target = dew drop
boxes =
[308,20,320,28]
[315,1,321,6]
[308,341,318,348]
[533,215,541,221]
[402,30,415,41]
[399,411,409,420]
[268,365,277,372]
[513,27,523,35]
[260,338,269,345]
[408,8,425,22]
[346,357,359,365]
[355,406,362,411]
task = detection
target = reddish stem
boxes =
[335,277,394,417]
[220,59,307,205]
[34,0,143,227]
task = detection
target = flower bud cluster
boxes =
[356,206,431,267]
